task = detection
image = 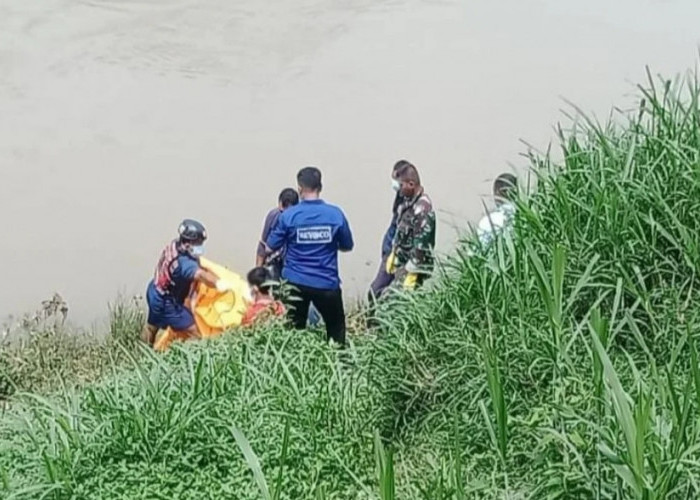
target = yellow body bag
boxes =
[153,257,250,352]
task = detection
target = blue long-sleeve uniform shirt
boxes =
[266,199,354,290]
[381,223,397,258]
[381,192,403,257]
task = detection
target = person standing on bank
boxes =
[368,160,410,301]
[385,162,437,290]
[255,187,322,327]
[266,167,354,345]
[255,188,299,279]
[476,173,517,247]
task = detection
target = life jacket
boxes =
[153,240,180,295]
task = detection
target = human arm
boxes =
[184,260,234,293]
[337,214,354,252]
[255,254,265,267]
[193,267,220,289]
[382,194,401,256]
[256,210,278,264]
[384,222,398,274]
[381,221,397,257]
[266,213,287,252]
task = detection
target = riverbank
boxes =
[3,69,700,498]
[0,297,145,400]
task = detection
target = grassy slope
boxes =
[3,69,700,499]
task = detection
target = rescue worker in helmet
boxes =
[142,219,234,346]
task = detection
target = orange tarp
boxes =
[153,257,250,351]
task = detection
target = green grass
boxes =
[0,296,145,400]
[3,66,700,498]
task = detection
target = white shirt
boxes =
[476,202,515,247]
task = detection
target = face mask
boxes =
[392,179,401,192]
[190,245,205,257]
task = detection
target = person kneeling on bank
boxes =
[241,266,286,327]
[142,219,234,346]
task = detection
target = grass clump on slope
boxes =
[3,68,700,499]
[2,327,381,499]
[373,69,700,498]
[0,297,145,400]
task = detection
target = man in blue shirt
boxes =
[266,167,354,345]
[142,219,234,346]
[255,187,321,327]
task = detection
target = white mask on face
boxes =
[190,245,205,257]
[391,179,401,192]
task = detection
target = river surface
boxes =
[1,0,699,326]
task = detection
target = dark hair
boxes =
[397,162,420,185]
[393,159,412,173]
[493,173,517,200]
[278,188,299,209]
[247,266,273,294]
[297,166,322,192]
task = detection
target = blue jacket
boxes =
[381,192,403,257]
[267,199,354,290]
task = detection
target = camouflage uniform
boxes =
[391,189,436,282]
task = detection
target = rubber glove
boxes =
[385,251,397,274]
[215,279,234,293]
[403,273,418,290]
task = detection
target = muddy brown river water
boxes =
[1,0,699,326]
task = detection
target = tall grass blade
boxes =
[690,334,700,410]
[231,425,272,500]
[272,419,291,500]
[482,342,507,461]
[374,431,395,500]
[589,320,644,497]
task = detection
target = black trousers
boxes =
[288,283,346,345]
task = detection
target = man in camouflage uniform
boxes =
[385,162,436,290]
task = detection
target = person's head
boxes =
[247,266,273,298]
[493,173,517,206]
[396,161,421,198]
[297,166,322,200]
[391,160,411,192]
[278,188,299,211]
[177,219,207,257]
